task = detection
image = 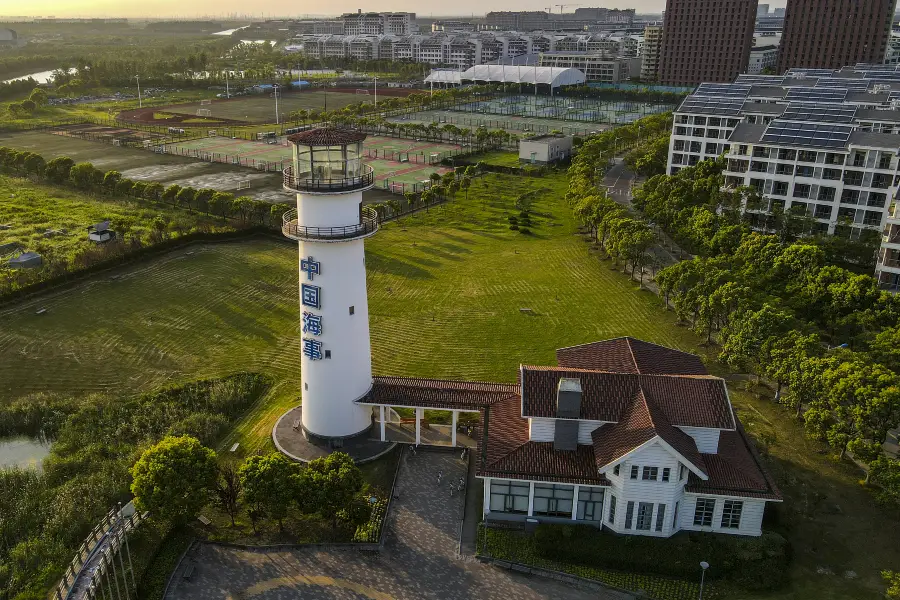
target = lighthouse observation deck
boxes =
[282,163,375,194]
[282,206,379,242]
[283,128,375,194]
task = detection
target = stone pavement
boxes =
[168,448,631,600]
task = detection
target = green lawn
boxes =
[1,171,897,599]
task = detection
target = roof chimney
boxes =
[556,377,582,418]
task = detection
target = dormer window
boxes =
[679,464,687,481]
[613,464,620,477]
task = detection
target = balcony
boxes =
[282,207,379,242]
[283,164,375,194]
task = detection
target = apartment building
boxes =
[777,0,893,72]
[341,12,415,36]
[539,52,641,82]
[641,25,663,81]
[665,68,900,290]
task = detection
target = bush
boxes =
[509,224,519,231]
[533,524,789,592]
[507,216,518,224]
[519,228,531,235]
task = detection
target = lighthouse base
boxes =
[272,405,396,464]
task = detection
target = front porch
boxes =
[371,404,480,448]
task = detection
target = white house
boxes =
[519,134,574,165]
[476,338,782,537]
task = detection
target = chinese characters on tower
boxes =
[300,256,323,361]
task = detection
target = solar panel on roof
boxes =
[693,82,752,98]
[760,119,853,149]
[787,68,836,77]
[734,74,786,85]
[814,78,871,91]
[677,96,744,116]
[864,73,900,82]
[784,87,849,103]
[779,102,858,123]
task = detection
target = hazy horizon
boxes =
[0,0,788,20]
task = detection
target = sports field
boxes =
[390,109,610,137]
[159,134,460,189]
[171,90,374,123]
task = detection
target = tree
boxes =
[28,88,48,106]
[232,196,253,223]
[130,435,218,524]
[19,99,36,113]
[305,452,363,529]
[763,331,821,401]
[719,304,794,377]
[461,176,471,200]
[115,179,135,198]
[45,156,74,183]
[102,170,122,193]
[214,463,242,527]
[162,184,181,206]
[69,162,98,191]
[175,187,197,212]
[22,154,45,177]
[239,453,301,532]
[870,457,900,507]
[209,192,234,221]
[193,188,214,215]
[144,182,164,202]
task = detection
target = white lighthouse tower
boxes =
[282,128,378,442]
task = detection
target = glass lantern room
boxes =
[288,128,368,183]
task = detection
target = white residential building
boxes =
[341,12,415,36]
[539,52,641,82]
[641,26,663,81]
[666,67,900,291]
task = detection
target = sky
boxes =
[1,0,787,19]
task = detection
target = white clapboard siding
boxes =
[680,495,766,536]
[677,426,721,453]
[529,418,607,443]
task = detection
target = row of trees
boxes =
[131,436,372,535]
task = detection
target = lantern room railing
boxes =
[282,207,379,241]
[283,164,375,193]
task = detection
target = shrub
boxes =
[519,228,531,235]
[507,216,518,224]
[533,524,789,592]
[509,224,519,231]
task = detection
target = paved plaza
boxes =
[167,449,630,600]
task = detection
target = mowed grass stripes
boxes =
[0,172,700,405]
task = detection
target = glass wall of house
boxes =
[576,486,605,522]
[532,483,575,518]
[489,479,530,514]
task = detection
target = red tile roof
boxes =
[557,337,708,375]
[287,127,367,146]
[591,389,708,476]
[519,366,735,429]
[477,395,610,485]
[685,422,782,501]
[362,376,518,411]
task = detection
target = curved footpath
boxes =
[166,449,631,600]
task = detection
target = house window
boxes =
[662,468,671,482]
[636,502,654,531]
[489,480,530,514]
[772,181,788,196]
[793,184,811,199]
[349,306,355,315]
[630,465,639,480]
[608,494,617,524]
[673,501,680,529]
[613,465,620,476]
[642,466,659,481]
[721,500,743,529]
[576,486,605,521]
[655,504,666,532]
[624,501,635,529]
[533,484,574,517]
[693,498,715,527]
[679,464,687,480]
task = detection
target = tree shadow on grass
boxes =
[365,250,436,280]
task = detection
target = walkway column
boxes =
[379,405,386,442]
[571,485,580,521]
[527,481,535,516]
[451,410,459,446]
[415,407,422,445]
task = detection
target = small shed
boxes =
[519,134,574,165]
[87,220,116,243]
[8,252,42,269]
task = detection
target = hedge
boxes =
[533,523,790,592]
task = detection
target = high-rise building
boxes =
[757,3,770,16]
[658,0,758,85]
[641,25,663,81]
[341,12,415,36]
[776,0,893,72]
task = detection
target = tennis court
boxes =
[169,90,375,124]
[156,134,460,191]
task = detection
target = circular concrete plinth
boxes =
[272,405,396,464]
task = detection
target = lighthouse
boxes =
[282,128,378,442]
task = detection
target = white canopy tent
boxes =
[425,65,586,89]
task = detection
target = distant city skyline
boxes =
[0,0,789,20]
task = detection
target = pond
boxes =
[2,69,57,85]
[0,436,51,470]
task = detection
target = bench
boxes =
[229,443,239,452]
[182,562,196,580]
[197,515,211,526]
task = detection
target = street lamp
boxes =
[374,75,378,107]
[134,75,142,108]
[699,561,710,600]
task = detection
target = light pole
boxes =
[274,83,279,125]
[134,75,141,108]
[374,75,378,107]
[225,70,230,99]
[699,561,710,600]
